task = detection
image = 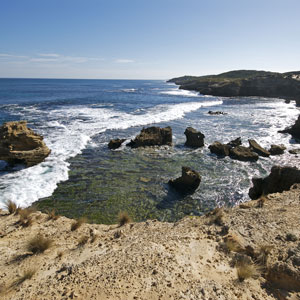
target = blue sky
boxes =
[1,0,300,79]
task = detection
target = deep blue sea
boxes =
[0,78,299,223]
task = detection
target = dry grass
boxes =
[256,244,273,266]
[118,211,132,227]
[257,196,268,208]
[46,209,60,221]
[71,217,87,231]
[10,269,36,288]
[27,235,53,254]
[18,208,35,227]
[236,259,260,282]
[225,235,244,253]
[4,200,18,214]
[57,250,64,258]
[77,235,89,247]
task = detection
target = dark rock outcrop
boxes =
[168,166,201,194]
[289,149,300,155]
[227,137,242,148]
[0,121,51,167]
[248,139,270,157]
[229,146,259,162]
[184,127,205,148]
[249,166,300,199]
[108,138,126,150]
[279,115,300,140]
[168,70,300,105]
[269,144,286,155]
[209,142,230,157]
[127,126,172,148]
[208,111,227,115]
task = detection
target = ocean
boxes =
[0,78,299,223]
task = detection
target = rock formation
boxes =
[168,70,300,105]
[208,142,230,157]
[127,126,172,148]
[208,111,227,115]
[229,146,259,162]
[108,138,126,150]
[168,166,201,194]
[269,144,286,155]
[226,137,242,148]
[0,121,51,167]
[249,165,300,199]
[248,139,270,157]
[184,127,205,147]
[279,115,300,140]
[289,149,300,155]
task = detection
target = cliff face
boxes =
[1,185,300,299]
[169,70,300,106]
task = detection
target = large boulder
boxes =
[184,127,205,147]
[108,138,126,150]
[279,115,300,140]
[209,141,230,157]
[127,126,172,148]
[248,139,270,157]
[249,166,300,199]
[269,144,286,155]
[0,121,51,167]
[229,146,259,162]
[168,166,201,194]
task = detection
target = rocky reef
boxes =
[168,70,300,106]
[184,127,205,147]
[168,166,201,194]
[0,121,51,167]
[279,115,300,140]
[127,126,172,148]
[249,165,300,199]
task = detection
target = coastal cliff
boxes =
[168,70,300,106]
[1,185,300,300]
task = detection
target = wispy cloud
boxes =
[115,59,134,63]
[38,53,61,58]
[0,53,28,59]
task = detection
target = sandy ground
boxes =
[0,185,300,300]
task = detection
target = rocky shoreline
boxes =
[0,184,300,299]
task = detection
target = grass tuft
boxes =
[257,196,268,208]
[57,250,64,258]
[77,235,89,247]
[4,200,18,214]
[118,211,132,227]
[71,217,87,231]
[236,259,260,282]
[256,244,273,266]
[10,269,36,288]
[46,209,60,221]
[18,208,35,227]
[27,235,53,254]
[209,207,225,226]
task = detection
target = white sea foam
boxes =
[160,89,200,97]
[121,88,136,93]
[0,99,222,209]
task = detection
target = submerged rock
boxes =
[108,138,126,150]
[184,127,205,147]
[208,141,230,157]
[208,111,227,115]
[127,126,172,148]
[229,146,259,162]
[279,115,300,140]
[168,166,201,194]
[269,144,286,155]
[248,139,270,157]
[249,165,300,199]
[0,120,51,167]
[289,149,300,155]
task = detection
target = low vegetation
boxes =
[71,217,87,231]
[27,235,53,254]
[4,200,18,214]
[46,209,60,221]
[118,211,132,227]
[77,235,89,247]
[10,269,36,288]
[236,259,260,282]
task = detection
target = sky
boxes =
[0,0,300,79]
